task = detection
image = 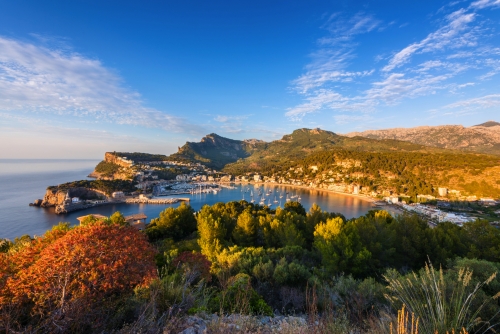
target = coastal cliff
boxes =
[41,187,107,208]
[89,152,136,180]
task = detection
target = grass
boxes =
[384,262,500,334]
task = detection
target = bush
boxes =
[384,262,500,334]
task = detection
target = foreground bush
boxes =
[385,262,499,334]
[0,222,157,333]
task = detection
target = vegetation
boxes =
[2,202,500,333]
[0,221,156,333]
[47,179,137,195]
[112,151,168,162]
[167,133,256,169]
[94,160,121,176]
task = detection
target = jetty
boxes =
[125,197,190,204]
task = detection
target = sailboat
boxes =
[267,198,272,207]
[250,190,255,203]
[273,196,278,204]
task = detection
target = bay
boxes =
[0,159,374,240]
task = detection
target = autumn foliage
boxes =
[0,221,157,332]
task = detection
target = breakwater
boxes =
[125,197,190,204]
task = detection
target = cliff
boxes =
[89,153,137,180]
[41,187,107,208]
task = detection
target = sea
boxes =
[0,159,374,241]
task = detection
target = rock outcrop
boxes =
[40,187,106,208]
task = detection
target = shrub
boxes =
[384,262,500,334]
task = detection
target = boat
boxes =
[273,196,278,204]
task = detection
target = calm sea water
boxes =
[0,159,374,240]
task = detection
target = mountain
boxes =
[474,121,500,128]
[221,128,447,174]
[167,133,264,169]
[346,123,500,156]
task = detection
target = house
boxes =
[71,197,80,203]
[438,187,448,197]
[254,174,262,182]
[124,213,147,230]
[112,191,124,199]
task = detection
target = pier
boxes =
[125,197,190,204]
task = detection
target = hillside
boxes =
[222,128,446,174]
[166,133,264,169]
[346,122,500,155]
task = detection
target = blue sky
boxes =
[1,0,499,158]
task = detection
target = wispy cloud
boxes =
[382,9,476,72]
[286,12,379,120]
[287,1,500,126]
[470,0,500,9]
[0,36,204,135]
[441,94,500,110]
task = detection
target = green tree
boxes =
[284,201,306,216]
[197,205,228,262]
[233,211,258,247]
[109,211,127,226]
[313,217,371,277]
[147,203,197,241]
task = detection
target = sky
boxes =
[0,0,499,158]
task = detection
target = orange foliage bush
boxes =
[0,222,157,332]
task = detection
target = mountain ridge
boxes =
[346,123,500,156]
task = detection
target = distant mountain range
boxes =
[346,121,500,156]
[167,128,445,170]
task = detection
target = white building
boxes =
[112,191,124,198]
[438,187,448,197]
[254,174,262,182]
[353,185,360,195]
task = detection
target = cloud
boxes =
[285,89,348,120]
[0,36,203,135]
[470,0,500,9]
[441,94,500,110]
[382,9,475,72]
[291,13,379,95]
[287,1,500,127]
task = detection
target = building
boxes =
[254,174,262,182]
[71,197,80,203]
[353,185,360,195]
[480,198,497,206]
[438,187,448,197]
[112,191,124,199]
[384,196,399,204]
[124,213,147,230]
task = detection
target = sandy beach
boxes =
[230,181,376,203]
